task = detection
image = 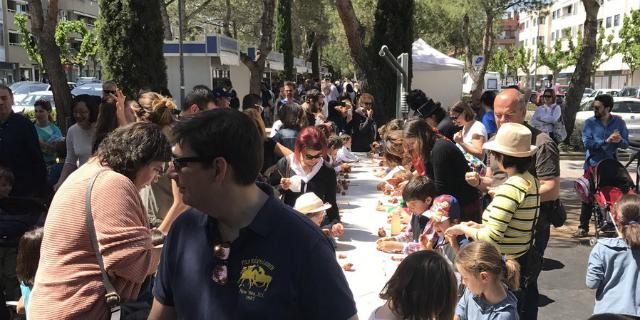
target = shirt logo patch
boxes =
[238,258,274,300]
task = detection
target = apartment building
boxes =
[496,11,520,51]
[0,0,99,84]
[517,0,638,89]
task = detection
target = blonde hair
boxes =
[614,194,640,250]
[134,92,176,127]
[455,241,521,290]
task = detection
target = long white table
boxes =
[334,154,402,318]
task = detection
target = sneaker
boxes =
[572,228,589,238]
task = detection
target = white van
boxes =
[462,72,501,94]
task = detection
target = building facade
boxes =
[517,0,639,89]
[1,0,99,84]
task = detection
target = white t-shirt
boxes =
[462,121,487,145]
[65,123,95,167]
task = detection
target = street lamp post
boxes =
[178,0,185,107]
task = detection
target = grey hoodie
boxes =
[586,238,640,317]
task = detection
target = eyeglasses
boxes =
[171,156,210,171]
[211,242,231,285]
[450,113,461,121]
[303,153,323,160]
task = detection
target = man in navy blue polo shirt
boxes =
[0,84,47,199]
[149,109,358,320]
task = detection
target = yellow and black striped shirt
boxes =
[475,172,540,258]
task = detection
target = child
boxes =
[294,192,344,246]
[326,135,350,173]
[376,176,435,254]
[420,195,469,264]
[586,194,640,318]
[0,167,13,199]
[454,241,520,320]
[15,227,43,318]
[370,250,458,320]
[336,134,359,163]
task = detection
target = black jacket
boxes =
[347,110,376,152]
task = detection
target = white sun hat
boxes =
[294,192,332,214]
[483,122,537,157]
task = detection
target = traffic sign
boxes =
[473,55,485,69]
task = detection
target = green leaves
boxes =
[618,10,640,74]
[15,13,98,68]
[15,13,43,67]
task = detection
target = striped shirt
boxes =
[475,172,540,258]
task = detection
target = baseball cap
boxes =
[424,195,460,222]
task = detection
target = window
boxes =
[8,32,20,46]
[551,32,555,41]
[538,16,546,24]
[606,16,612,28]
[519,23,525,31]
[552,11,556,19]
[538,36,544,43]
[526,21,529,28]
[562,27,571,38]
[7,1,28,13]
[614,14,620,27]
[0,23,4,46]
[533,18,536,26]
[525,39,528,46]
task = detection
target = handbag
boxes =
[552,105,567,143]
[549,199,567,228]
[85,170,121,320]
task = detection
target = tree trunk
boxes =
[160,1,173,40]
[336,0,414,123]
[240,0,275,95]
[275,0,294,81]
[308,31,320,80]
[27,0,73,132]
[223,0,232,37]
[464,8,495,99]
[563,0,600,141]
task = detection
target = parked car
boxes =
[581,88,620,104]
[12,91,55,114]
[583,88,594,98]
[11,82,50,102]
[71,82,102,97]
[619,86,640,99]
[576,97,640,141]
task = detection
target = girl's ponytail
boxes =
[614,194,640,250]
[504,257,521,291]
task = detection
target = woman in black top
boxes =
[404,119,481,222]
[270,126,340,222]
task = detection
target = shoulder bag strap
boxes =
[85,170,121,316]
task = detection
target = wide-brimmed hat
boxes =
[483,123,537,157]
[294,192,332,214]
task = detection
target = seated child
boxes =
[454,241,520,320]
[15,227,43,318]
[294,192,344,247]
[370,250,458,320]
[586,194,640,318]
[376,176,435,254]
[420,195,469,264]
[336,134,359,163]
[326,135,350,173]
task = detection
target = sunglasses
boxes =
[211,242,231,285]
[171,156,211,171]
[303,153,323,160]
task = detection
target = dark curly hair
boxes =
[96,122,171,181]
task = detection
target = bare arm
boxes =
[539,177,560,202]
[274,142,292,157]
[157,180,190,234]
[148,299,177,320]
[458,135,485,159]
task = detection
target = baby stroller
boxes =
[589,159,636,245]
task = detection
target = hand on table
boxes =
[376,240,404,253]
[331,223,344,237]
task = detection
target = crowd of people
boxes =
[0,75,637,320]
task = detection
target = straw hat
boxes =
[294,192,332,214]
[482,123,537,157]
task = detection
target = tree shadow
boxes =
[542,258,565,271]
[538,294,555,307]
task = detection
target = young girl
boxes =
[454,241,520,320]
[16,227,44,318]
[369,250,458,320]
[586,194,640,318]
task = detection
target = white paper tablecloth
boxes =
[334,154,402,318]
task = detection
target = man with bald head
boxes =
[465,88,560,320]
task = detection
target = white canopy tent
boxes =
[411,39,464,110]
